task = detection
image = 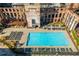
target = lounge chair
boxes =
[57,48,60,53]
[53,48,56,55]
[60,48,66,55]
[69,48,73,55]
[15,32,23,40]
[69,48,73,52]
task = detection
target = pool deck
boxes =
[1,27,78,52]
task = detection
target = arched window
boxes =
[9,9,11,11]
[13,9,15,12]
[2,9,4,11]
[5,9,8,11]
[17,9,19,12]
[59,13,61,17]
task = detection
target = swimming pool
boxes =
[26,32,69,46]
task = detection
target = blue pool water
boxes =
[26,32,69,46]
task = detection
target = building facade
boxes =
[0,3,79,31]
[0,4,27,27]
[40,7,65,26]
[24,3,40,27]
[0,7,25,20]
[62,8,79,31]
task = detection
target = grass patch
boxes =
[72,30,79,45]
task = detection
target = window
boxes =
[62,13,65,19]
[57,9,59,11]
[13,9,15,11]
[55,19,57,22]
[9,9,11,11]
[7,13,9,16]
[2,13,6,19]
[55,14,58,17]
[48,15,51,18]
[59,13,62,17]
[45,15,47,18]
[11,13,13,17]
[14,13,16,16]
[2,9,4,11]
[32,19,35,24]
[52,14,54,18]
[5,9,8,11]
[53,9,56,11]
[61,9,63,11]
[6,13,10,18]
[3,13,6,16]
[58,19,60,21]
[17,9,19,11]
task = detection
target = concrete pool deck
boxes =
[2,27,78,52]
